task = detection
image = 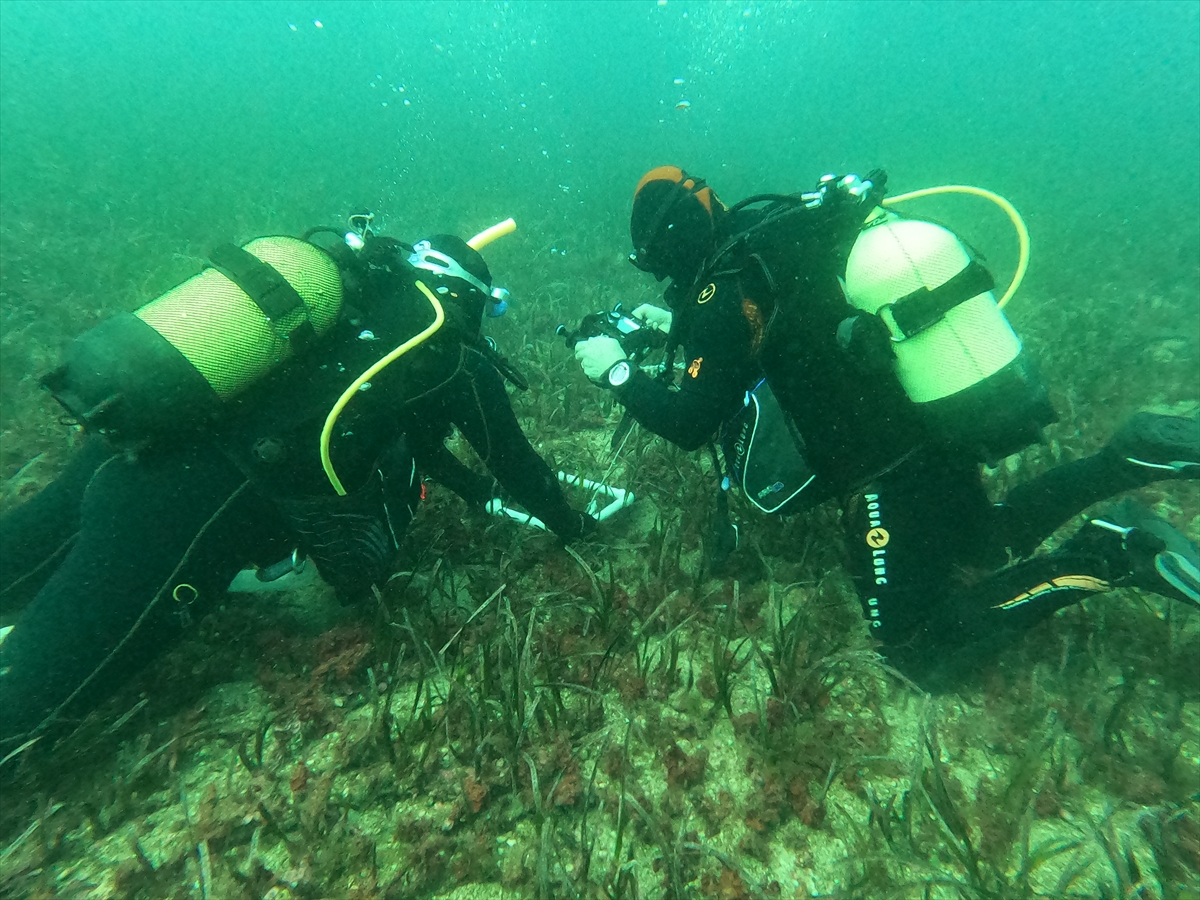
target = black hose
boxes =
[301,226,344,241]
[727,193,807,214]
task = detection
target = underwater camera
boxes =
[556,303,667,361]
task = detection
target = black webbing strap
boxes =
[886,259,995,339]
[208,243,316,346]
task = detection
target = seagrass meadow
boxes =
[1,2,1198,898]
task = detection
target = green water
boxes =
[1,2,1198,898]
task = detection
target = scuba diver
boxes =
[572,165,1199,679]
[0,217,593,747]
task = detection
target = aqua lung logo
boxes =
[864,492,887,628]
[732,420,752,473]
[757,481,784,499]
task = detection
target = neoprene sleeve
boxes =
[403,347,584,539]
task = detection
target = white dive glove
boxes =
[575,335,627,383]
[631,304,673,333]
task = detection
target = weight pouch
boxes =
[722,379,819,515]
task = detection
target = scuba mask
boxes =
[408,240,510,317]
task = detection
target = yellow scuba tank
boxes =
[43,236,343,444]
[842,199,1054,460]
[137,236,342,398]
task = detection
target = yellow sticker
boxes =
[697,283,717,304]
[866,527,889,548]
[993,574,1111,610]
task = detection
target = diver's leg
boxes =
[996,412,1199,557]
[882,506,1198,683]
[0,438,115,614]
[846,446,997,643]
[0,442,288,745]
[880,551,1114,683]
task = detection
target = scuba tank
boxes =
[842,199,1056,462]
[703,179,1053,516]
[43,236,344,445]
[42,214,520,502]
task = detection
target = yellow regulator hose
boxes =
[320,218,517,495]
[882,185,1029,309]
[320,281,443,495]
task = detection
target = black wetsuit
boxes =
[613,198,1188,678]
[0,237,581,744]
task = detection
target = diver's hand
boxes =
[574,336,627,383]
[631,304,673,333]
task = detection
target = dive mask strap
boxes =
[408,242,510,314]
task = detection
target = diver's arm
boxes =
[450,351,586,538]
[611,372,728,451]
[405,426,496,507]
[613,289,756,451]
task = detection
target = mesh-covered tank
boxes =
[42,236,344,444]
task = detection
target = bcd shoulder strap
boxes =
[708,199,849,296]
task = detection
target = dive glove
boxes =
[575,335,628,384]
[631,304,673,333]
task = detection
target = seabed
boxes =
[2,399,1199,899]
[1,214,1198,900]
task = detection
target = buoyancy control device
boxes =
[43,236,344,445]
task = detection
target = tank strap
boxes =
[883,259,995,339]
[208,244,316,347]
